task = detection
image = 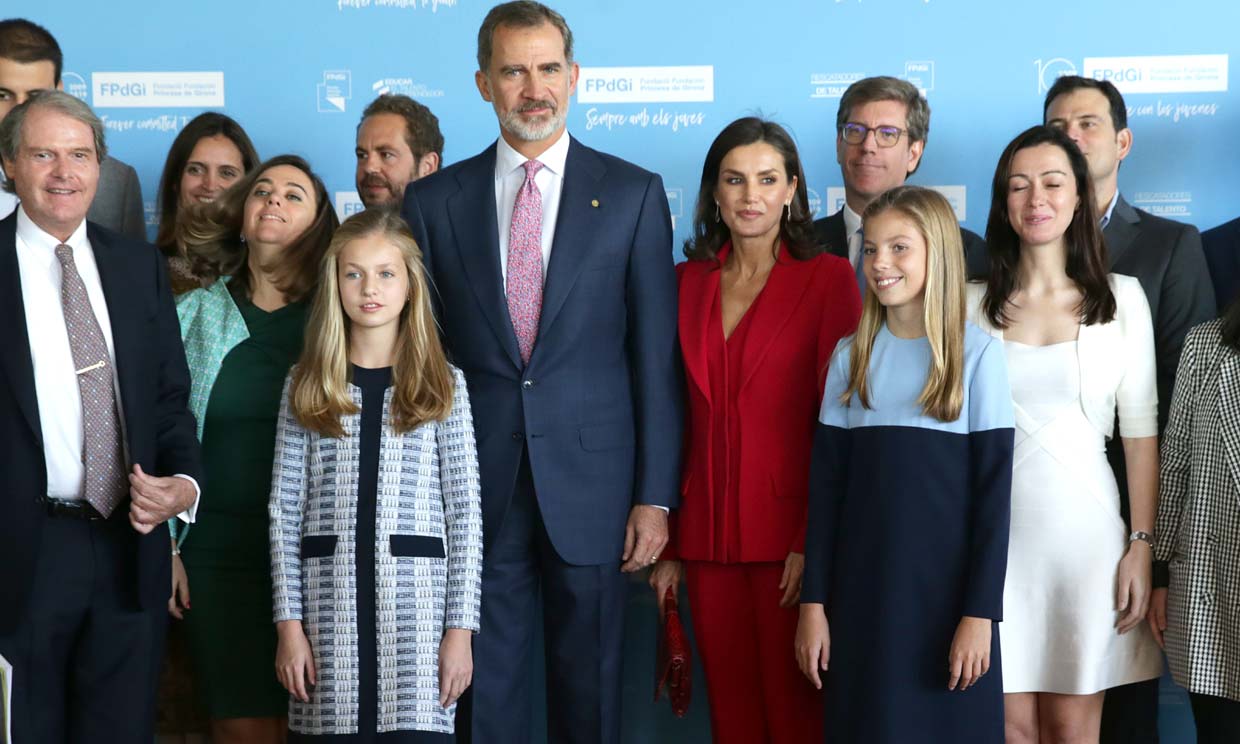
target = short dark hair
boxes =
[0,19,62,84]
[358,94,444,161]
[1043,75,1128,131]
[982,125,1115,329]
[684,116,819,263]
[477,1,573,72]
[836,76,930,176]
[179,154,339,305]
[155,112,260,252]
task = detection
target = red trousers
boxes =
[685,561,823,744]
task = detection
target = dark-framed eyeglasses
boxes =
[840,123,906,148]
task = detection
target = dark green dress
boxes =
[182,298,306,718]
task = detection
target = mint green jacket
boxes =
[171,278,249,545]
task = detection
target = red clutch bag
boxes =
[654,586,691,717]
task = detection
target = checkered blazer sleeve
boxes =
[438,367,483,632]
[270,374,311,622]
[1155,323,1208,565]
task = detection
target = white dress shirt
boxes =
[14,207,198,520]
[0,165,17,221]
[842,203,864,268]
[494,129,570,284]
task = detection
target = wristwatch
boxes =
[1128,530,1155,549]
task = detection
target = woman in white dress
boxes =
[967,125,1163,744]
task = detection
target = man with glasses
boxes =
[814,75,987,286]
[1044,75,1215,744]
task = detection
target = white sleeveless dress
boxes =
[999,339,1163,694]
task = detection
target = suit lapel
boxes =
[737,251,816,393]
[678,256,720,406]
[1103,195,1140,269]
[0,215,41,444]
[821,210,848,260]
[88,224,142,446]
[1216,349,1240,501]
[446,147,523,370]
[537,139,605,353]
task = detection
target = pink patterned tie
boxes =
[55,244,128,517]
[506,159,545,365]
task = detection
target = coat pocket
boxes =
[390,534,446,559]
[301,534,338,559]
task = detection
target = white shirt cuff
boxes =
[652,505,669,513]
[173,473,201,523]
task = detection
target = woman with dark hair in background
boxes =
[173,154,338,744]
[648,116,860,742]
[967,126,1162,743]
[154,112,260,295]
[1148,299,1240,743]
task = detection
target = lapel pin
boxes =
[591,199,600,208]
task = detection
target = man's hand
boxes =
[128,464,195,534]
[620,505,668,573]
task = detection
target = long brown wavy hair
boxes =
[178,154,338,304]
[290,208,454,437]
[981,126,1115,329]
[683,116,819,263]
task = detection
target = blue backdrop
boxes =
[17,1,1235,741]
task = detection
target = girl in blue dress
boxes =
[796,186,1015,743]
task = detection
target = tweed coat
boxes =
[270,367,483,735]
[1156,318,1240,701]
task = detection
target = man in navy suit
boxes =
[813,76,989,282]
[0,90,201,743]
[1203,216,1240,313]
[401,3,682,743]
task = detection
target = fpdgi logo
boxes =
[318,70,352,113]
[62,72,89,101]
[1035,58,1078,94]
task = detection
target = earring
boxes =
[239,233,247,245]
[715,202,721,221]
[784,202,791,221]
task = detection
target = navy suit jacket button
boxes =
[522,379,535,389]
[512,432,524,440]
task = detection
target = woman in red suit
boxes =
[650,117,861,743]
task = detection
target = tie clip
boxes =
[76,360,106,375]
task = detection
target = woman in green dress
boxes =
[174,154,338,744]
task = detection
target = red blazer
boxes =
[667,245,861,563]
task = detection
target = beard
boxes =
[498,99,565,142]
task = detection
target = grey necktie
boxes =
[55,243,127,517]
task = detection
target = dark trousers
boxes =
[1101,677,1160,744]
[1189,692,1240,744]
[0,515,163,744]
[456,453,627,744]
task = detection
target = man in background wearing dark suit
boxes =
[0,90,201,743]
[1045,75,1216,744]
[813,76,988,284]
[0,18,146,239]
[401,3,681,743]
[354,92,443,209]
[1202,216,1239,313]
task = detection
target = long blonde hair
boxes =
[290,208,454,437]
[841,186,966,422]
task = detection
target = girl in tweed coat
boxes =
[270,208,483,742]
[1149,302,1240,742]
